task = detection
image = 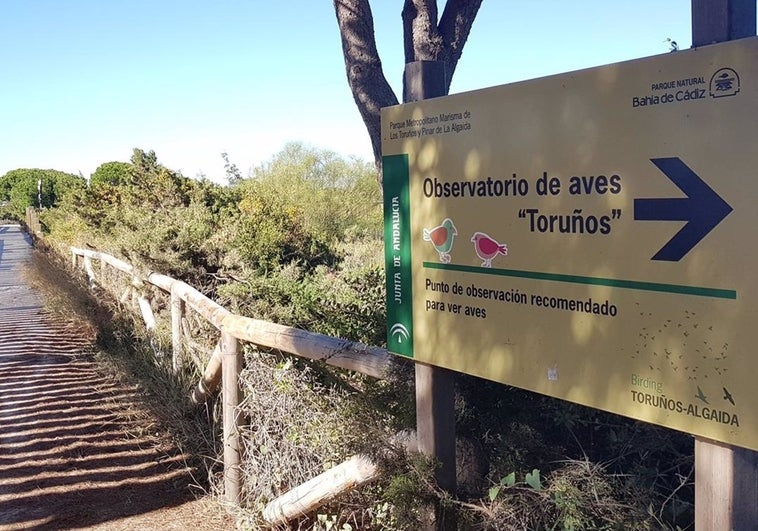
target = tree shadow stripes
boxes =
[0,310,200,531]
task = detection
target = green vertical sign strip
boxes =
[383,154,414,358]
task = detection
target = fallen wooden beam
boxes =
[137,294,156,331]
[190,342,222,404]
[262,454,380,526]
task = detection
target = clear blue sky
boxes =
[0,1,726,182]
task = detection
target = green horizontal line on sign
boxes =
[422,262,737,300]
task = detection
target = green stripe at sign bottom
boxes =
[423,262,737,300]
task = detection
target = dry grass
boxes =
[455,459,655,530]
[234,347,398,529]
[24,244,229,503]
[22,247,104,336]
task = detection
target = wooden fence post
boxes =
[171,287,185,373]
[136,293,156,331]
[83,256,96,284]
[24,206,41,236]
[691,2,757,529]
[405,59,457,531]
[222,331,243,506]
[695,437,758,529]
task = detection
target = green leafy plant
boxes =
[525,468,542,490]
[488,471,516,501]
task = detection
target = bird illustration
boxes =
[422,218,457,263]
[470,232,507,268]
[723,387,735,406]
[695,385,709,404]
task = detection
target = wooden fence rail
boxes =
[69,246,393,516]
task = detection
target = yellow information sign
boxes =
[382,37,758,450]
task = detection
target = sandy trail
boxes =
[0,225,233,531]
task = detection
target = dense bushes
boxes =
[221,143,381,273]
[33,143,693,530]
[0,168,85,220]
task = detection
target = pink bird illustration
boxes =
[423,218,457,263]
[470,232,507,268]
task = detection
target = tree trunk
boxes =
[334,0,399,177]
[334,0,483,178]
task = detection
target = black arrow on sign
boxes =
[634,157,733,262]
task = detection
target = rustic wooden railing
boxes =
[69,246,394,523]
[25,207,42,237]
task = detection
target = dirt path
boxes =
[0,226,235,530]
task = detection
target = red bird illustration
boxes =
[470,231,507,268]
[422,218,457,263]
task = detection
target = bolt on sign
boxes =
[382,37,758,451]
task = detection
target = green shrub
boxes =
[219,142,381,274]
[0,168,85,219]
[43,149,231,284]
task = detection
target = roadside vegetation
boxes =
[1,144,694,530]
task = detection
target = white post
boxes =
[171,287,185,373]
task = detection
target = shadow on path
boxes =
[0,226,207,530]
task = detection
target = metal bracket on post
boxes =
[404,59,457,530]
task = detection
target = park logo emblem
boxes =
[709,67,740,98]
[389,323,410,344]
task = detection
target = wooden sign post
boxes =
[404,60,458,531]
[692,2,757,529]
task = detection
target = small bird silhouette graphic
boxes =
[723,387,735,406]
[695,385,709,404]
[423,218,457,263]
[470,232,507,268]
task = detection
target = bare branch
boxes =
[438,0,483,92]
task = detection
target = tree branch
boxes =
[402,0,442,63]
[334,0,399,177]
[334,0,483,181]
[438,0,483,93]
